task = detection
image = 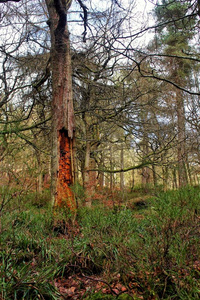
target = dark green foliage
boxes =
[155,0,196,38]
[154,0,197,72]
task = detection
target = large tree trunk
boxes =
[46,0,76,210]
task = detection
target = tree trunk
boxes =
[172,167,178,189]
[46,0,76,210]
[131,169,135,191]
[176,89,188,188]
[83,140,92,207]
[162,166,169,191]
[98,152,105,188]
[82,112,98,206]
[141,144,150,190]
[120,147,124,191]
[110,145,114,191]
[141,111,151,191]
[35,149,43,194]
[152,163,157,188]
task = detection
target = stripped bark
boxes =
[46,0,76,210]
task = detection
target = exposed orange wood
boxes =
[55,128,76,211]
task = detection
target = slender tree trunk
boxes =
[35,149,43,194]
[176,86,188,188]
[46,0,76,210]
[98,152,105,188]
[141,143,150,190]
[120,147,124,191]
[162,166,169,191]
[131,169,135,191]
[83,140,92,207]
[172,167,178,189]
[141,111,150,191]
[152,163,157,188]
[110,145,114,191]
[89,156,96,190]
[82,113,98,206]
[186,160,193,185]
[38,173,43,194]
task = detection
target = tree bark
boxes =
[46,0,76,210]
[152,164,157,188]
[98,152,105,188]
[176,88,188,188]
[109,145,114,191]
[141,113,151,191]
[120,147,124,191]
[83,139,92,207]
[162,166,169,191]
[172,167,178,189]
[82,111,98,206]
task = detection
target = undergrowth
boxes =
[0,186,199,299]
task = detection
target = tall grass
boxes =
[0,186,199,299]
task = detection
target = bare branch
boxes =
[0,0,21,2]
[0,117,51,135]
[77,0,88,42]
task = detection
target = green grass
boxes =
[0,186,200,299]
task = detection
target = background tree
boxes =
[153,0,199,187]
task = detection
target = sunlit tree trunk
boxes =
[46,0,76,210]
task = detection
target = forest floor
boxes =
[0,185,200,299]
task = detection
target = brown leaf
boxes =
[112,288,120,295]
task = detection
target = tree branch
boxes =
[54,0,67,49]
[139,72,200,96]
[0,117,51,135]
[77,0,88,42]
[91,161,151,174]
[0,0,20,2]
